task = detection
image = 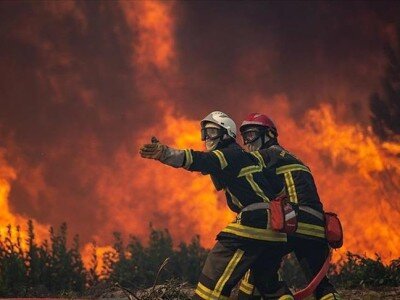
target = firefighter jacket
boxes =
[254,144,326,241]
[182,142,287,243]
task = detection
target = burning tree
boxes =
[369,24,400,142]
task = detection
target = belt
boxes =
[241,203,325,221]
[299,206,324,220]
[241,202,269,212]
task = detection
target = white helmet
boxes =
[200,111,237,140]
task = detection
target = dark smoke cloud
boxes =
[174,1,400,123]
[0,1,399,245]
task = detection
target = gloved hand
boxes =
[140,137,167,160]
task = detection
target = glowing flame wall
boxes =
[0,1,399,266]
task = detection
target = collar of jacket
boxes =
[261,139,279,149]
[215,139,241,151]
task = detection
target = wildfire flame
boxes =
[0,148,48,247]
[1,0,399,271]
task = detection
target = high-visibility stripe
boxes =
[239,282,253,295]
[239,270,254,295]
[221,223,287,242]
[212,150,228,169]
[195,282,213,299]
[284,172,298,203]
[245,174,270,202]
[276,164,310,174]
[226,188,243,209]
[183,149,193,169]
[211,249,244,299]
[250,151,266,168]
[278,295,294,300]
[319,293,341,300]
[296,222,325,238]
[238,165,262,177]
[243,269,250,282]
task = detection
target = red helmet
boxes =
[240,113,278,136]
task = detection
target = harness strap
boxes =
[299,206,324,220]
[241,202,269,212]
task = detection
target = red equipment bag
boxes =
[270,196,297,234]
[324,212,343,249]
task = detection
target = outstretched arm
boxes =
[139,137,226,175]
[140,137,185,168]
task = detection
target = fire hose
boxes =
[293,249,332,300]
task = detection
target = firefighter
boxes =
[238,113,340,300]
[140,111,294,299]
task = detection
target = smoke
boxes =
[0,1,399,261]
[174,1,400,122]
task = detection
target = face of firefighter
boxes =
[202,122,223,151]
[241,126,269,152]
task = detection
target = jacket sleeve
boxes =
[182,149,229,175]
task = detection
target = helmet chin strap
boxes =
[247,133,270,151]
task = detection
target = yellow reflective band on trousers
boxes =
[245,173,270,202]
[239,270,254,295]
[250,151,266,168]
[283,172,298,203]
[195,283,230,300]
[239,281,254,295]
[278,295,294,300]
[183,149,193,169]
[195,282,213,299]
[226,188,243,209]
[296,222,325,238]
[319,293,341,300]
[276,164,311,174]
[212,150,228,169]
[221,223,287,242]
[211,249,244,299]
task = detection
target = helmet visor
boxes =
[201,127,225,141]
[241,128,264,144]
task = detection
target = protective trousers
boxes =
[193,238,291,300]
[237,237,340,300]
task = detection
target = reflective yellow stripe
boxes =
[251,151,266,168]
[239,270,254,295]
[246,173,270,202]
[183,149,193,169]
[276,164,310,174]
[239,282,253,295]
[238,165,262,177]
[226,188,243,209]
[195,282,213,299]
[211,249,244,299]
[244,269,250,281]
[221,223,287,242]
[297,222,325,238]
[278,295,294,300]
[213,150,228,169]
[319,293,341,300]
[284,172,298,203]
